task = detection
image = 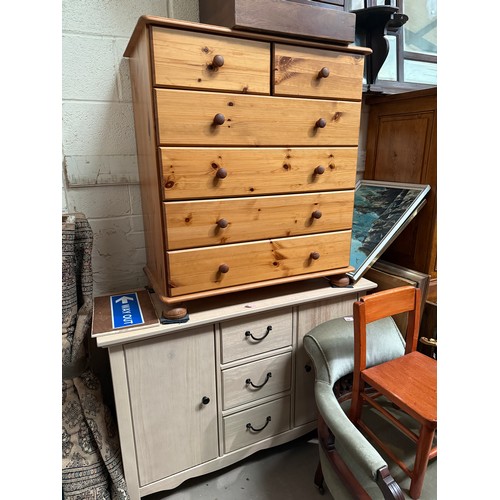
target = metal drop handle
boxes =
[245,325,272,342]
[246,416,271,432]
[246,372,272,389]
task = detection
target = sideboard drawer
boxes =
[155,89,362,146]
[273,44,364,101]
[223,396,291,453]
[221,308,292,364]
[164,191,355,250]
[221,352,292,410]
[152,27,270,94]
[167,231,352,296]
[160,147,357,200]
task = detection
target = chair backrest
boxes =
[354,286,421,372]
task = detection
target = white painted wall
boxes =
[62,0,200,296]
[62,0,368,296]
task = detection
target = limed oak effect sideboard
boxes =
[93,277,377,499]
[123,16,370,319]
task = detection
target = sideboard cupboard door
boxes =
[295,294,359,426]
[124,326,218,486]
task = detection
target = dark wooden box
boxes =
[199,0,355,45]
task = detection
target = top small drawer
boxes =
[151,27,271,95]
[220,308,293,364]
[273,44,364,101]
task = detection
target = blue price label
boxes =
[110,292,145,329]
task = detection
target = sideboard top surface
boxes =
[93,277,377,347]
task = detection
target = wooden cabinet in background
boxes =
[364,88,437,282]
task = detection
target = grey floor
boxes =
[143,431,333,500]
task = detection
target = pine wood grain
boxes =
[160,147,357,199]
[124,15,371,58]
[167,231,352,296]
[164,191,354,250]
[274,44,364,101]
[155,89,362,146]
[152,27,270,94]
[128,24,168,298]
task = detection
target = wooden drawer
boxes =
[160,147,357,200]
[164,191,354,250]
[155,89,361,146]
[167,231,352,296]
[273,44,364,101]
[151,27,270,94]
[223,396,291,453]
[222,352,292,410]
[221,308,292,364]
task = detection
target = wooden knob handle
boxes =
[217,218,229,228]
[318,67,330,78]
[212,54,224,68]
[219,263,230,273]
[216,167,227,179]
[310,252,320,260]
[213,113,225,125]
[315,118,327,129]
[312,210,322,219]
[314,165,325,175]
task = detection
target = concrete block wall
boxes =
[62,0,200,296]
[62,0,367,296]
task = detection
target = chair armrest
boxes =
[315,382,404,499]
[315,381,387,481]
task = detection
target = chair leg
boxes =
[349,377,365,424]
[409,425,436,499]
[314,461,325,494]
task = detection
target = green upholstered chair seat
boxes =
[304,316,437,499]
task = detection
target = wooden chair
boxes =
[350,286,437,499]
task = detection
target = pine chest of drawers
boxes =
[124,16,370,316]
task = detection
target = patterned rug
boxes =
[62,213,129,499]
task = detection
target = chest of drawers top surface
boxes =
[125,16,368,306]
